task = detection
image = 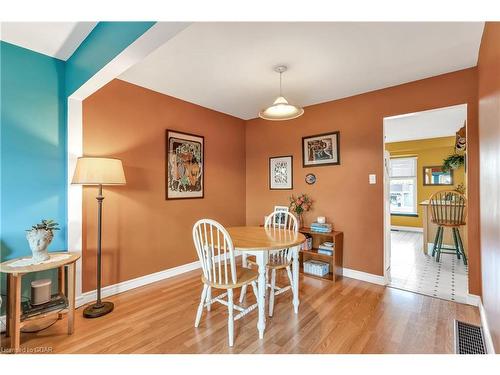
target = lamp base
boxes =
[83,301,114,318]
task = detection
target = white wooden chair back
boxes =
[193,219,237,286]
[264,211,298,263]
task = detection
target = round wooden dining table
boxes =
[226,226,306,339]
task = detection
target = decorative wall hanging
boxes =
[423,165,453,186]
[269,155,293,190]
[166,130,204,199]
[305,173,317,185]
[302,131,340,167]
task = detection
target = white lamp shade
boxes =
[72,157,126,185]
[259,96,304,121]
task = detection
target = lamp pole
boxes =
[95,184,104,307]
[83,183,114,318]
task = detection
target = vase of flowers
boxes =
[289,193,313,228]
[26,219,60,264]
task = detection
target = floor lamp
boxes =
[72,157,126,318]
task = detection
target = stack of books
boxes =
[317,241,334,256]
[301,234,313,251]
[310,222,333,233]
[303,260,330,277]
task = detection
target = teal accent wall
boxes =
[65,21,155,96]
[1,41,67,303]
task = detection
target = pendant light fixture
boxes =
[259,65,304,121]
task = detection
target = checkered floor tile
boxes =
[388,230,469,304]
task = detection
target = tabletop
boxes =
[0,252,80,274]
[227,226,306,251]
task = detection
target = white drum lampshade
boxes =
[72,157,126,185]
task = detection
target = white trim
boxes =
[466,293,481,306]
[343,267,387,286]
[478,299,496,354]
[67,97,83,297]
[390,225,423,233]
[76,259,200,308]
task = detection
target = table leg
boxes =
[67,263,76,334]
[5,274,11,338]
[241,253,248,268]
[58,266,65,320]
[10,274,21,352]
[292,245,300,314]
[256,251,267,339]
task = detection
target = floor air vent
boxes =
[454,320,486,354]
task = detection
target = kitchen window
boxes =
[390,157,417,215]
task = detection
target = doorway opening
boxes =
[383,104,469,303]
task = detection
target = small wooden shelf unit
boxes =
[299,228,343,282]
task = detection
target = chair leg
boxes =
[206,286,212,311]
[452,227,461,260]
[250,281,258,300]
[239,285,248,304]
[435,226,444,263]
[227,288,234,347]
[195,284,208,328]
[455,227,468,265]
[269,269,276,317]
[431,226,441,257]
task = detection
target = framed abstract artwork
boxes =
[269,155,293,190]
[166,129,204,199]
[302,131,340,167]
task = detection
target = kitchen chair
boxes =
[192,219,259,347]
[429,190,467,265]
[239,211,298,317]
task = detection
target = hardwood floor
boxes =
[0,269,480,354]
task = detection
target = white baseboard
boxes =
[76,259,201,307]
[466,293,481,307]
[343,267,387,286]
[478,299,496,354]
[391,225,423,233]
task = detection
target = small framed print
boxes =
[166,129,204,199]
[269,155,293,190]
[302,131,340,167]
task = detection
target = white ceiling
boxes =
[120,22,484,120]
[384,104,467,143]
[0,22,97,60]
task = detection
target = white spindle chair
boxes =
[193,219,259,347]
[239,211,298,317]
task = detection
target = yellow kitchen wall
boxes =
[385,136,465,228]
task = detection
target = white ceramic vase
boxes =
[26,229,53,264]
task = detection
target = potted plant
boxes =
[289,193,313,228]
[26,219,59,263]
[442,153,465,172]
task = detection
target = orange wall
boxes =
[82,79,246,292]
[246,68,481,295]
[478,22,500,352]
